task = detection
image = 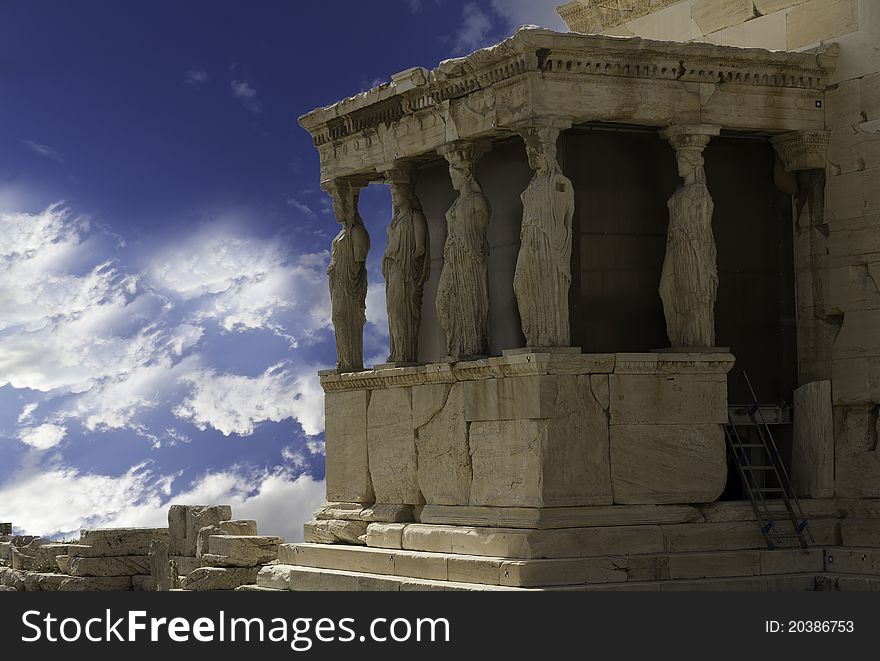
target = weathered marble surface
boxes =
[513,123,575,348]
[383,166,430,363]
[414,383,472,505]
[792,380,834,498]
[327,180,370,371]
[658,125,720,349]
[149,539,172,592]
[324,390,373,503]
[168,506,230,557]
[435,142,490,359]
[366,387,421,505]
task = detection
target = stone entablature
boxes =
[299,28,831,184]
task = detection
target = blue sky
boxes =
[0,1,564,541]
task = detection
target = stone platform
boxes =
[240,499,880,591]
[322,351,735,510]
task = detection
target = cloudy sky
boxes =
[0,1,565,541]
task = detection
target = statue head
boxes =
[675,148,705,184]
[390,180,414,212]
[447,152,479,193]
[522,125,560,175]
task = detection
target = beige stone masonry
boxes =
[180,567,260,591]
[366,387,421,505]
[77,528,168,558]
[324,390,373,503]
[67,556,150,577]
[303,519,368,545]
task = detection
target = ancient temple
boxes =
[285,2,880,590]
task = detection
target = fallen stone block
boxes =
[149,539,172,592]
[23,573,68,592]
[58,576,133,591]
[204,535,283,567]
[0,568,27,590]
[315,503,413,523]
[55,554,71,574]
[219,520,257,536]
[77,528,168,557]
[168,505,232,557]
[179,567,259,591]
[304,519,368,545]
[364,523,408,549]
[196,525,223,558]
[132,575,157,591]
[170,555,201,577]
[256,564,294,590]
[0,585,17,591]
[68,555,150,577]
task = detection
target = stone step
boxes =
[819,573,880,591]
[280,543,824,588]
[825,547,880,575]
[545,573,820,592]
[348,518,839,559]
[256,564,823,592]
[273,564,521,592]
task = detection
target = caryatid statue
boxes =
[436,142,491,359]
[658,125,721,349]
[513,123,575,348]
[382,165,430,364]
[326,179,370,371]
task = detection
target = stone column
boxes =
[771,131,835,498]
[658,124,721,350]
[325,177,370,372]
[380,163,430,366]
[513,117,576,350]
[435,140,491,360]
[771,130,834,384]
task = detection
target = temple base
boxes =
[246,499,880,591]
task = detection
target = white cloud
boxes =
[231,80,261,113]
[174,362,324,436]
[21,139,64,163]
[286,197,316,217]
[0,460,325,543]
[150,228,331,342]
[489,0,566,31]
[0,203,332,442]
[451,3,495,54]
[17,423,66,450]
[17,402,38,424]
[186,66,209,86]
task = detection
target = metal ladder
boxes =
[724,371,814,550]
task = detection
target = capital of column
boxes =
[437,139,491,164]
[379,161,415,186]
[770,130,829,172]
[660,124,721,153]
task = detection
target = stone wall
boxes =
[558,0,880,504]
[319,351,733,518]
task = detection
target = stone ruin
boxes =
[0,506,283,592]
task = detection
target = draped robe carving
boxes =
[658,128,719,348]
[327,184,370,371]
[436,146,490,359]
[513,126,575,347]
[383,186,430,363]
